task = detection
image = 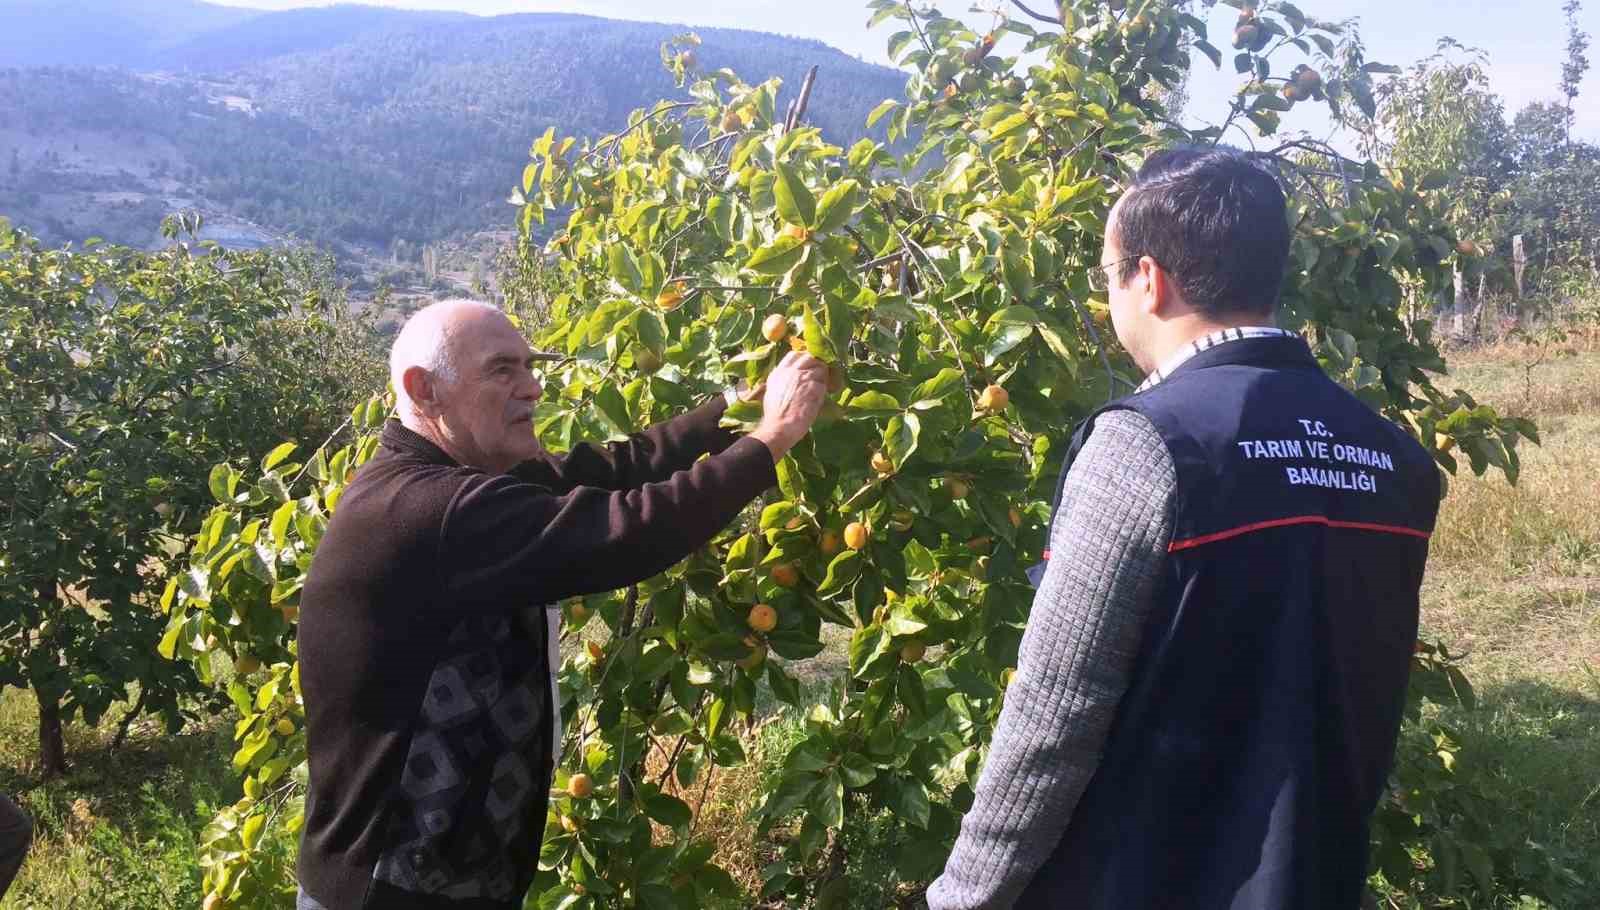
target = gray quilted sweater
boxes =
[926,409,1178,909]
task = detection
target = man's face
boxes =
[436,312,544,473]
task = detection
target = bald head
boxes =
[390,298,506,417]
[389,298,545,473]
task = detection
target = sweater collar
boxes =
[380,419,461,466]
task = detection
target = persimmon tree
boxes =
[171,1,1536,906]
[0,214,378,778]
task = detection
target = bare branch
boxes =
[784,66,820,133]
[1010,0,1062,25]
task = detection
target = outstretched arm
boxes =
[510,392,742,493]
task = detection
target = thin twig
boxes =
[587,102,697,162]
[1010,0,1061,24]
[904,4,937,57]
[914,295,978,401]
[290,415,354,486]
[1058,281,1135,398]
[686,762,718,838]
[655,690,709,788]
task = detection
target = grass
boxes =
[0,688,235,909]
[1411,333,1600,905]
[2,335,1598,908]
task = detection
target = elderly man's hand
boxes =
[750,351,829,461]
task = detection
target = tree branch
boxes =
[784,66,820,133]
[587,102,697,162]
[1010,0,1061,25]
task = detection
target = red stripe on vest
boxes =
[1167,515,1431,553]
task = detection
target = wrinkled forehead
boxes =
[455,309,531,370]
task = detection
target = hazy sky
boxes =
[213,0,1599,145]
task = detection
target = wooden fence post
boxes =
[1512,234,1526,299]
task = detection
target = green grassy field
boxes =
[1411,336,1600,905]
[2,339,1597,908]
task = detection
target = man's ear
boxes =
[1143,257,1191,318]
[402,365,439,416]
[1137,255,1166,317]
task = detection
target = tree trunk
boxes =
[34,569,67,777]
[37,689,66,778]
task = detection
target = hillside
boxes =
[0,3,908,258]
[0,0,260,67]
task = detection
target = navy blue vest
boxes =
[1019,335,1440,909]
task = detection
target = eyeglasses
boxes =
[1086,255,1140,294]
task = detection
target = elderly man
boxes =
[929,147,1440,909]
[294,299,827,910]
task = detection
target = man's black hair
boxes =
[1113,146,1290,317]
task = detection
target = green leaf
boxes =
[988,305,1040,327]
[764,770,820,818]
[988,111,1031,140]
[642,791,693,829]
[810,770,844,829]
[848,625,896,678]
[269,500,297,547]
[909,368,964,403]
[767,663,801,706]
[986,323,1033,366]
[746,237,807,275]
[1001,245,1033,299]
[157,617,185,660]
[882,412,920,468]
[767,630,826,660]
[208,464,234,504]
[607,244,644,294]
[817,550,863,596]
[895,777,930,828]
[846,391,903,416]
[1252,93,1294,113]
[776,455,806,502]
[838,753,878,788]
[883,613,926,637]
[813,180,860,235]
[634,309,667,358]
[593,384,631,435]
[866,99,899,127]
[803,303,837,363]
[774,163,817,227]
[261,442,297,473]
[241,813,265,849]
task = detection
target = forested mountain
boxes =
[0,2,908,253]
[0,0,260,67]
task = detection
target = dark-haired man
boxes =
[928,147,1441,909]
